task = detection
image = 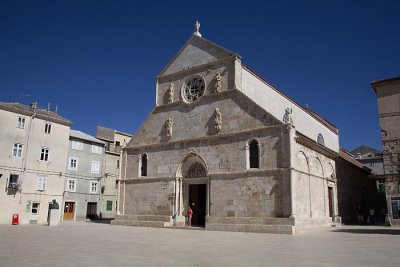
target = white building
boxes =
[63,130,106,221]
[0,102,71,224]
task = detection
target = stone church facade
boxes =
[113,25,340,234]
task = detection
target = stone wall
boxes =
[335,156,382,224]
[124,180,175,216]
[129,90,281,148]
[210,172,290,218]
[126,126,287,178]
[383,139,400,175]
[122,125,289,217]
[294,142,336,221]
[157,61,235,106]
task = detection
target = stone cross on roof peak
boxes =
[193,21,202,37]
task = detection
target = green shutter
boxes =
[106,200,113,211]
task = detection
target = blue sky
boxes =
[1,0,399,151]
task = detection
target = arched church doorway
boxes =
[177,154,209,228]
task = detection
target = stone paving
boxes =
[0,222,399,267]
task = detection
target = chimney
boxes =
[47,102,51,111]
[55,105,58,114]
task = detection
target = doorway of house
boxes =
[64,202,75,221]
[328,187,334,218]
[86,202,97,220]
[188,184,206,227]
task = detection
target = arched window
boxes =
[317,134,325,146]
[141,154,147,177]
[249,140,260,169]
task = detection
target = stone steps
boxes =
[206,216,295,226]
[115,214,172,222]
[111,219,167,228]
[206,223,295,235]
[112,214,173,228]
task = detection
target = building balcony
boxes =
[8,182,21,192]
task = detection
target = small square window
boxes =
[91,145,102,154]
[17,116,25,128]
[91,161,100,174]
[72,141,83,150]
[90,181,98,194]
[12,143,23,158]
[37,177,47,191]
[31,202,40,215]
[67,179,76,192]
[45,123,52,134]
[69,157,78,170]
[40,148,49,161]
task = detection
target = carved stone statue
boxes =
[214,108,221,133]
[168,83,174,104]
[194,21,202,37]
[283,107,294,125]
[215,72,222,93]
[166,118,173,138]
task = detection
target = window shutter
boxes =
[37,177,47,191]
[37,177,42,190]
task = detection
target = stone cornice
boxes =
[125,124,285,153]
[295,132,338,159]
[379,111,400,118]
[120,168,289,183]
[118,167,336,184]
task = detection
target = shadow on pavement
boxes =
[333,228,400,235]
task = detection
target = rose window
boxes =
[183,77,205,102]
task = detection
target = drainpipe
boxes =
[20,104,37,203]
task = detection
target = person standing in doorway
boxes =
[187,206,193,227]
[368,207,375,225]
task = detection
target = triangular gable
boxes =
[158,35,239,77]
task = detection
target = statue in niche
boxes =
[166,118,173,138]
[214,108,222,133]
[167,83,174,104]
[186,162,206,178]
[283,107,294,125]
[215,72,222,93]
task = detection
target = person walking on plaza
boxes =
[187,206,193,227]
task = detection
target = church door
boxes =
[189,184,207,227]
[328,187,334,218]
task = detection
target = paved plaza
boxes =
[0,222,399,267]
